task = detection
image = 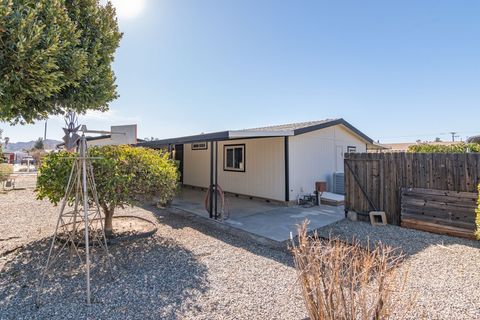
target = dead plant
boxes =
[291,221,410,320]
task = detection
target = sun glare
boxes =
[108,0,146,20]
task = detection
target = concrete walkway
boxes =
[172,188,345,242]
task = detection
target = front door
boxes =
[335,145,344,173]
[174,144,184,184]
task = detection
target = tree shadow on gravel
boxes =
[0,235,209,320]
[142,205,296,268]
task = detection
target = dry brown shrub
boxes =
[291,221,411,320]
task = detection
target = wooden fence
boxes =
[401,188,477,239]
[344,153,480,226]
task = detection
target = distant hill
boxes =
[4,139,62,151]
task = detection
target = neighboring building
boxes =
[87,125,139,146]
[57,124,140,148]
[138,118,375,202]
[1,151,29,164]
[2,151,15,164]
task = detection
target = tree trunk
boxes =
[102,204,115,237]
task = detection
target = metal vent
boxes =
[333,172,345,195]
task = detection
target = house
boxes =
[138,118,375,205]
[2,151,16,164]
[1,151,29,164]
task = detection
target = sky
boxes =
[2,0,480,143]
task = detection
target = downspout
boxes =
[209,141,214,218]
[214,141,218,219]
[284,136,290,203]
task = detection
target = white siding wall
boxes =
[183,143,211,188]
[183,137,286,201]
[288,125,366,200]
[88,125,137,147]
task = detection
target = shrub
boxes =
[36,145,179,234]
[408,143,480,153]
[291,221,409,320]
[476,184,480,240]
[0,163,13,182]
[29,149,48,167]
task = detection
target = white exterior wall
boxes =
[183,143,211,188]
[288,125,367,200]
[183,137,286,201]
[88,125,138,147]
[111,125,137,145]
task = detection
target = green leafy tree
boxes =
[0,0,122,124]
[468,136,480,144]
[408,143,480,153]
[33,137,44,150]
[36,146,179,235]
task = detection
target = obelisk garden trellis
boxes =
[36,113,113,306]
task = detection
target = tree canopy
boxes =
[0,0,122,124]
[33,137,44,150]
[407,143,480,153]
[36,145,179,234]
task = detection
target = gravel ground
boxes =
[317,220,480,320]
[1,189,306,320]
[2,189,480,319]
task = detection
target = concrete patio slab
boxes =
[172,188,345,242]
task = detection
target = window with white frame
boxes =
[224,144,245,172]
[347,146,357,153]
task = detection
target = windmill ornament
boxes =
[36,112,113,306]
[62,112,81,150]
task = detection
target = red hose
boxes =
[204,184,225,216]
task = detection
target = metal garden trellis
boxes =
[36,113,116,306]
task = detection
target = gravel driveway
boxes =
[1,189,480,319]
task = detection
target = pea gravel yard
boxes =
[1,189,480,319]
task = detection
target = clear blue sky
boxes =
[3,0,480,143]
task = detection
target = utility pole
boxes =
[44,120,47,141]
[450,132,458,142]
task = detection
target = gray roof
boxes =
[241,119,337,132]
[137,118,373,148]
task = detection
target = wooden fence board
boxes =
[344,153,480,228]
[400,187,476,238]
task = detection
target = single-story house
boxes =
[138,118,374,207]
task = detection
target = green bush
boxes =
[0,163,13,182]
[408,143,480,153]
[36,145,179,234]
[476,184,480,240]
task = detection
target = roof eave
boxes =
[228,130,294,139]
[136,131,230,148]
[293,118,374,144]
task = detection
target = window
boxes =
[347,146,357,153]
[224,144,245,172]
[192,142,208,150]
